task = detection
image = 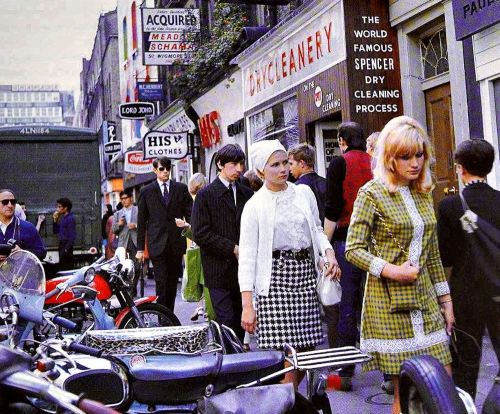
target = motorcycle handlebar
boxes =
[52,315,77,331]
[67,342,103,358]
[78,398,120,414]
[45,287,61,300]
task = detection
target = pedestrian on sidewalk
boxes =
[239,139,340,389]
[191,145,253,343]
[53,197,76,270]
[323,122,373,391]
[345,116,454,414]
[437,139,500,399]
[112,190,138,259]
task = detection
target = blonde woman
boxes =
[345,116,454,414]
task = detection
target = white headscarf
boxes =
[249,139,287,173]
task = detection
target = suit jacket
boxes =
[191,177,254,289]
[137,180,193,257]
[295,172,327,224]
[437,182,500,297]
[111,205,138,249]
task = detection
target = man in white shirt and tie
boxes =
[136,157,193,311]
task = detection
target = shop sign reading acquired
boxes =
[142,130,189,160]
[141,8,200,65]
[243,0,345,109]
[124,151,153,174]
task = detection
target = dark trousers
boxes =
[150,247,183,312]
[58,241,74,271]
[208,286,245,343]
[323,303,339,348]
[333,241,364,376]
[451,293,500,398]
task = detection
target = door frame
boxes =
[314,121,340,177]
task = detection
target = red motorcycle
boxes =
[43,249,180,334]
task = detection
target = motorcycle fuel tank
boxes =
[45,274,113,304]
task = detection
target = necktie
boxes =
[228,183,236,206]
[163,182,169,203]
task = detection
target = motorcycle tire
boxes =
[482,381,500,414]
[287,392,320,414]
[118,303,181,329]
[399,355,467,414]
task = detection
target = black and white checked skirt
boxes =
[256,255,323,350]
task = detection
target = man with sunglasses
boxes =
[111,190,138,259]
[136,157,193,311]
[0,189,46,261]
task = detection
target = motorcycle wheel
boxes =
[399,355,467,414]
[118,303,181,329]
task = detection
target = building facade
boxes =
[0,85,74,127]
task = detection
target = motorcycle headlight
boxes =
[84,267,96,283]
[121,259,135,282]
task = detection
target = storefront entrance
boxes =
[314,122,340,177]
[424,83,459,207]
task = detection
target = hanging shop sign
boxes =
[124,151,153,174]
[137,82,165,102]
[119,102,155,119]
[452,0,500,40]
[143,130,189,159]
[197,111,221,148]
[104,140,122,155]
[141,8,200,65]
[241,0,345,110]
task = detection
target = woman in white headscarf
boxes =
[238,139,340,387]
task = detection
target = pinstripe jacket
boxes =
[191,177,254,289]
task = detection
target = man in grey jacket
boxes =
[112,190,138,259]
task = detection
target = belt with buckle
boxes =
[272,249,310,260]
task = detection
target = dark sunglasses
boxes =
[120,196,130,200]
[157,166,169,172]
[1,199,17,206]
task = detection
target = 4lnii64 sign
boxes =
[143,130,189,160]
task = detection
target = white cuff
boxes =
[369,257,387,278]
[434,281,450,296]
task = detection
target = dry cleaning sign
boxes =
[143,130,188,160]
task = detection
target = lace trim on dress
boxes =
[434,281,450,296]
[399,187,424,266]
[369,257,387,278]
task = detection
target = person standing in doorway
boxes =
[191,144,254,342]
[53,197,76,270]
[136,157,193,311]
[323,122,373,390]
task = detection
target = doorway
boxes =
[314,122,340,177]
[424,83,458,207]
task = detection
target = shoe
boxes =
[339,376,353,392]
[381,380,394,395]
[190,307,204,321]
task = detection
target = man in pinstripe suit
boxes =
[191,144,254,341]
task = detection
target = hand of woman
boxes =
[241,305,256,334]
[175,218,189,228]
[386,261,419,284]
[323,249,341,280]
[439,300,455,335]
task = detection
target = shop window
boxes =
[420,28,449,79]
[249,97,299,149]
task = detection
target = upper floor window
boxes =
[131,2,138,50]
[420,28,449,79]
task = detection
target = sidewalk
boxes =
[144,277,498,413]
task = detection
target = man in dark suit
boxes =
[288,143,327,223]
[136,157,193,311]
[191,144,253,341]
[438,139,500,399]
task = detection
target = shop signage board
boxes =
[104,140,122,155]
[198,111,222,148]
[119,102,155,119]
[137,82,164,101]
[241,0,345,110]
[452,0,500,40]
[142,130,189,160]
[141,8,200,65]
[124,150,153,174]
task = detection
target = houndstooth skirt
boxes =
[256,255,323,350]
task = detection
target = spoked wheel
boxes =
[399,355,467,414]
[118,303,181,329]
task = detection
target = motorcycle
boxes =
[0,247,119,414]
[42,247,180,336]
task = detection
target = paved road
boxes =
[142,276,498,413]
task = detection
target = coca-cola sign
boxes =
[124,151,153,174]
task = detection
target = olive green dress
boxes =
[345,179,451,374]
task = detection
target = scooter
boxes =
[42,248,179,336]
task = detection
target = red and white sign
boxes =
[124,151,153,174]
[242,0,345,110]
[198,111,222,148]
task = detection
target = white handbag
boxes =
[316,274,342,306]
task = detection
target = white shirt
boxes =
[0,217,14,236]
[218,175,237,205]
[122,206,133,224]
[157,179,171,197]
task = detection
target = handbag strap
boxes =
[459,192,470,213]
[365,192,408,258]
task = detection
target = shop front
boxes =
[191,70,246,182]
[233,0,403,176]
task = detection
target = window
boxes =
[131,2,138,50]
[123,17,128,61]
[420,28,449,79]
